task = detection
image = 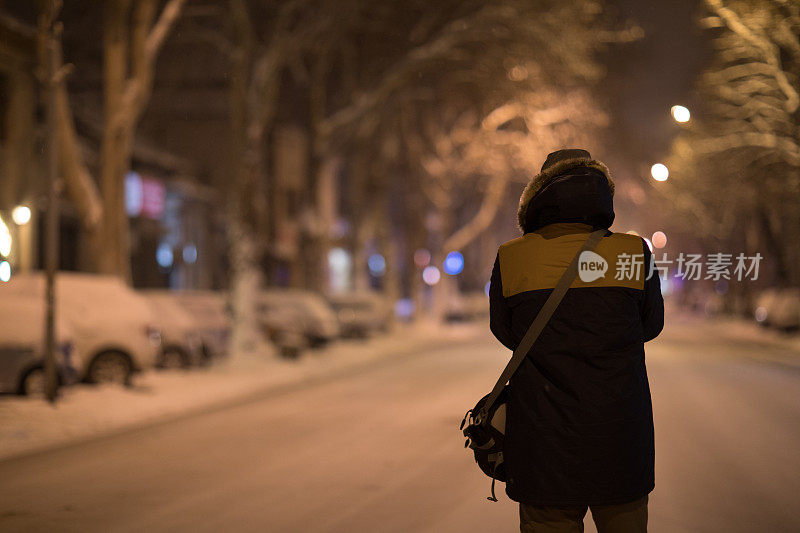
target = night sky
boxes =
[594,0,712,236]
[605,0,711,170]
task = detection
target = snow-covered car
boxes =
[0,297,77,395]
[259,289,340,348]
[140,291,205,369]
[170,291,231,361]
[444,292,490,323]
[0,272,161,385]
[327,292,392,338]
[255,302,308,359]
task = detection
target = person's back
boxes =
[489,149,664,532]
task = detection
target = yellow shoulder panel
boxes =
[498,232,646,297]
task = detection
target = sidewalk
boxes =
[659,308,800,370]
[0,322,485,462]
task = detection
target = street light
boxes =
[12,205,32,225]
[0,217,11,257]
[671,105,690,123]
[651,163,669,182]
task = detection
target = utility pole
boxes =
[39,0,63,403]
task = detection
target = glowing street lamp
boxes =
[12,205,31,225]
[0,217,11,257]
[670,105,690,123]
[651,163,669,182]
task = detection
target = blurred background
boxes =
[0,0,798,531]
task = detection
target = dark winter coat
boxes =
[489,155,664,507]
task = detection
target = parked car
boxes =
[256,303,308,359]
[0,297,77,396]
[754,288,800,331]
[0,272,161,385]
[444,292,490,323]
[170,290,232,361]
[140,291,205,369]
[327,292,392,338]
[258,289,340,349]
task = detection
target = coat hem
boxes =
[509,482,654,508]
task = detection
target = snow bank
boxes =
[0,322,483,460]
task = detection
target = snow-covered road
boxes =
[0,319,799,532]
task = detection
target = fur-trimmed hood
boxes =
[517,157,615,233]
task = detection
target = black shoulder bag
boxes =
[460,229,606,501]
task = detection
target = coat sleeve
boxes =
[489,252,517,350]
[640,240,664,342]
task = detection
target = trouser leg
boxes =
[519,502,588,533]
[589,495,648,533]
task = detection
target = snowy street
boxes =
[0,317,799,532]
[1,1,798,531]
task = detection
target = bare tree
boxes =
[100,0,186,278]
[225,0,334,356]
[203,0,631,334]
[295,0,627,299]
[401,85,607,317]
[666,0,800,284]
[46,0,185,277]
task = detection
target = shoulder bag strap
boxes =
[478,229,606,422]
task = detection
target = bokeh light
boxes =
[671,105,690,123]
[443,251,464,275]
[652,231,667,249]
[394,298,415,319]
[12,205,31,225]
[413,248,431,268]
[651,163,669,182]
[422,266,441,286]
[0,218,11,257]
[368,254,386,275]
[156,243,173,268]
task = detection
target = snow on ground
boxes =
[661,305,800,369]
[3,308,797,463]
[0,322,485,461]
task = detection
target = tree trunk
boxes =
[227,0,265,359]
[1,70,35,208]
[99,1,132,279]
[96,0,184,280]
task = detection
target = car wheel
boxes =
[87,351,132,386]
[200,343,214,365]
[279,345,301,359]
[308,336,328,349]
[158,347,190,370]
[19,367,45,397]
